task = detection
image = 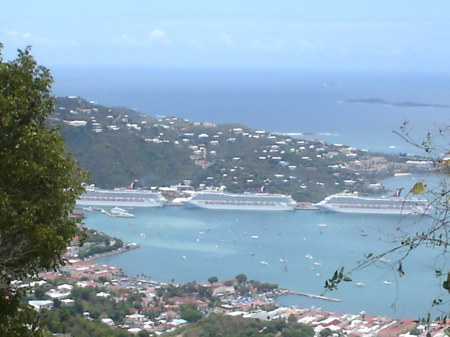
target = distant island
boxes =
[343,98,450,109]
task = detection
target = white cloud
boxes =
[295,39,325,52]
[247,41,269,52]
[112,34,142,46]
[220,33,233,46]
[149,29,166,41]
[189,40,209,52]
[110,30,169,47]
[147,29,171,46]
[5,30,79,46]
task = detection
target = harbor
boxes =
[81,186,441,320]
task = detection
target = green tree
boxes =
[180,308,202,322]
[0,45,87,335]
[319,328,333,337]
[235,274,248,284]
[208,276,218,284]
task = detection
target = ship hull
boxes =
[315,191,429,215]
[315,203,427,215]
[76,188,167,208]
[182,191,296,211]
[76,199,165,208]
[183,201,295,211]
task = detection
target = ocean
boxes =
[55,67,450,319]
[51,67,450,155]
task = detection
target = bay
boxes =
[84,175,445,320]
[53,66,450,318]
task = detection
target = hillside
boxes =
[51,96,418,202]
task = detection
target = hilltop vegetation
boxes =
[52,96,424,202]
[165,313,314,337]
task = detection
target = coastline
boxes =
[85,244,140,262]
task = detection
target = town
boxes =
[26,255,447,337]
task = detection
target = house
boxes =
[101,318,114,327]
[210,285,236,296]
[28,300,54,311]
[161,310,178,321]
[377,318,417,337]
[167,297,208,311]
[57,284,73,294]
[61,299,75,306]
[125,313,147,327]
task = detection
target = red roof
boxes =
[69,260,96,267]
[39,272,59,279]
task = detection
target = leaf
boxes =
[410,182,426,195]
[343,277,352,282]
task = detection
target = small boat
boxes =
[383,281,392,285]
[318,223,328,227]
[356,282,366,287]
[314,262,321,266]
[305,254,313,260]
[110,207,134,218]
[251,236,259,239]
[260,261,268,265]
[280,259,287,263]
[379,257,390,263]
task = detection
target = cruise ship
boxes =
[182,189,297,211]
[77,181,167,208]
[314,188,429,215]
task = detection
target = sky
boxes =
[2,1,450,72]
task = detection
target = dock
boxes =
[289,291,341,302]
[295,202,318,210]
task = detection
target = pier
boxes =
[289,291,341,302]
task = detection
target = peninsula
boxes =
[344,98,450,109]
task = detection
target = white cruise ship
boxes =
[77,182,167,208]
[182,190,296,211]
[314,188,429,215]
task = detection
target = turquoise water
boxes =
[83,175,448,320]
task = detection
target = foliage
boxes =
[39,285,138,336]
[166,314,313,337]
[319,328,333,337]
[249,280,278,293]
[0,46,87,335]
[40,310,131,337]
[235,274,248,284]
[77,229,124,259]
[180,308,202,322]
[208,276,218,284]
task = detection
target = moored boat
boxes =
[182,188,296,211]
[314,188,429,215]
[77,181,167,208]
